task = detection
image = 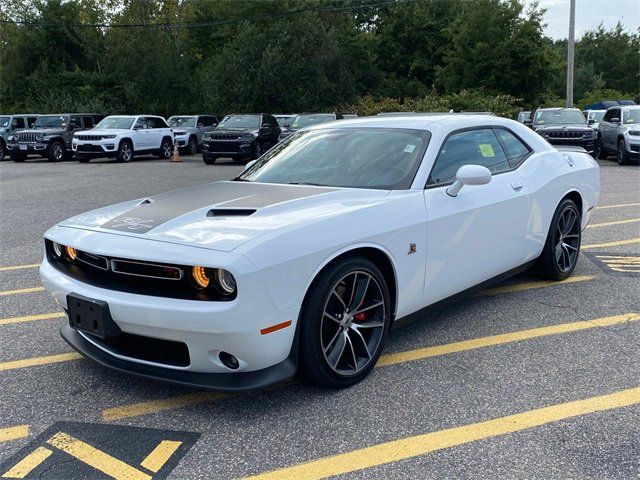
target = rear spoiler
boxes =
[555,145,587,153]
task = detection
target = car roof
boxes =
[535,107,580,111]
[2,113,40,116]
[168,114,215,117]
[305,114,513,131]
[38,113,102,116]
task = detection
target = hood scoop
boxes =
[206,208,256,217]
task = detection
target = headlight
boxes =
[7,135,14,142]
[65,246,77,261]
[35,133,44,141]
[215,269,236,295]
[52,242,64,258]
[242,133,256,140]
[103,135,117,139]
[191,266,211,289]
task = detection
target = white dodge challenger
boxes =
[40,115,599,390]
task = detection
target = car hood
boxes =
[534,124,591,132]
[21,128,66,135]
[58,181,390,252]
[77,128,130,136]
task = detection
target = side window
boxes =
[603,110,612,122]
[134,117,148,129]
[83,116,94,128]
[70,116,81,129]
[611,108,621,122]
[428,129,511,186]
[27,117,38,128]
[147,117,168,129]
[266,115,278,128]
[13,118,25,129]
[494,129,531,168]
[200,116,217,127]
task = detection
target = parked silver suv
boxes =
[596,106,640,165]
[167,115,218,155]
[0,114,39,159]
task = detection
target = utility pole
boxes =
[566,0,576,107]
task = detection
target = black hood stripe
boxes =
[101,182,337,233]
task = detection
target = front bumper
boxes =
[173,134,188,147]
[60,324,297,392]
[72,140,117,157]
[39,229,300,390]
[7,143,48,154]
[202,140,255,158]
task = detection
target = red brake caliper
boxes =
[354,312,366,322]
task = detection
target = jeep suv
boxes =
[0,114,39,159]
[596,105,640,165]
[278,113,342,141]
[201,114,280,165]
[8,114,104,162]
[530,108,596,154]
[167,115,218,155]
[72,115,174,163]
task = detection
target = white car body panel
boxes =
[41,114,600,385]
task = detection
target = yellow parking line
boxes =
[376,313,639,367]
[582,237,640,250]
[0,352,81,372]
[102,391,232,421]
[0,425,29,443]
[596,202,640,210]
[1,446,52,478]
[479,275,593,296]
[102,313,639,421]
[0,312,65,326]
[46,432,151,480]
[140,440,183,473]
[242,386,640,480]
[0,287,44,297]
[0,263,40,272]
[588,218,640,228]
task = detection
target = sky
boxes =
[522,0,640,39]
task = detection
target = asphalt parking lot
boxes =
[0,155,639,479]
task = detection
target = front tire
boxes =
[593,138,605,159]
[252,141,263,160]
[187,136,198,156]
[534,198,581,280]
[47,141,65,162]
[203,155,217,165]
[158,138,173,159]
[299,256,391,388]
[11,150,26,162]
[116,140,133,163]
[0,141,5,160]
[617,139,630,165]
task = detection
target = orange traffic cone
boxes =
[171,141,182,162]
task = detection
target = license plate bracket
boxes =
[19,145,27,150]
[67,293,121,339]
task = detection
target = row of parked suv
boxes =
[0,111,349,164]
[516,105,639,165]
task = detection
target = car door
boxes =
[423,127,532,305]
[603,108,620,149]
[263,114,280,148]
[132,117,149,150]
[145,117,164,149]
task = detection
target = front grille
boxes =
[208,142,242,153]
[76,144,103,152]
[210,133,242,141]
[87,331,190,367]
[546,130,585,139]
[45,239,233,301]
[17,132,37,143]
[76,134,107,141]
[630,144,640,152]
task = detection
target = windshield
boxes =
[517,111,531,122]
[168,116,196,128]
[0,117,10,128]
[587,111,605,122]
[218,115,260,129]
[623,108,640,124]
[34,115,69,129]
[290,114,336,129]
[275,116,294,128]
[534,110,586,125]
[95,117,135,129]
[238,128,429,189]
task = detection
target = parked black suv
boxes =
[278,113,343,141]
[8,113,104,162]
[201,114,280,165]
[529,108,596,154]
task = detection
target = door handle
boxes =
[511,182,524,191]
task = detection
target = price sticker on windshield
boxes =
[478,144,495,157]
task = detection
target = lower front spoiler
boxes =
[60,324,298,393]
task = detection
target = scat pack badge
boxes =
[109,217,155,231]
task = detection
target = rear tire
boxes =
[47,141,65,162]
[617,139,630,165]
[593,139,605,159]
[299,256,391,388]
[116,140,133,163]
[533,198,581,281]
[0,141,5,160]
[252,141,263,160]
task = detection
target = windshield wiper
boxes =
[287,181,324,186]
[232,177,251,182]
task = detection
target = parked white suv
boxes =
[72,115,174,162]
[167,115,218,155]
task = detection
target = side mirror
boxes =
[611,117,620,124]
[261,123,271,128]
[244,160,257,171]
[133,124,142,130]
[211,122,218,127]
[446,165,492,197]
[196,123,204,128]
[588,118,595,125]
[523,119,532,126]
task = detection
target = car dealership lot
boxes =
[1,157,639,479]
